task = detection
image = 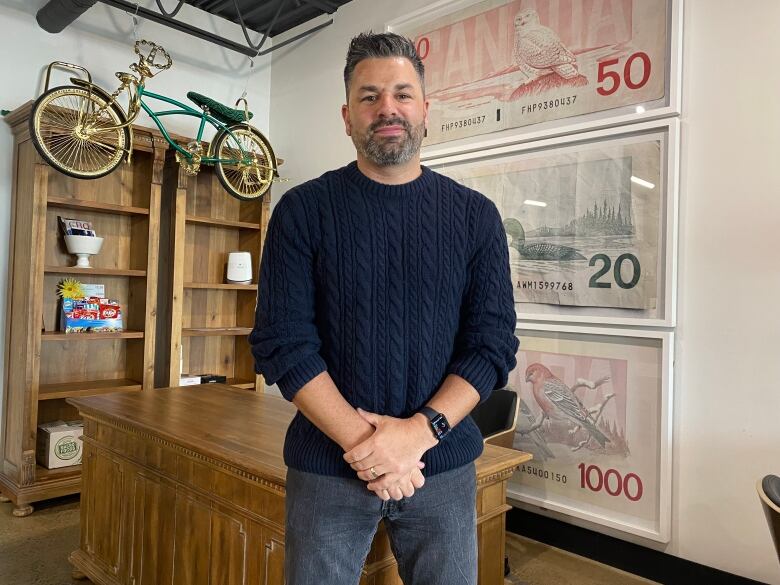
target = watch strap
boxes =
[418,406,439,422]
[418,406,450,441]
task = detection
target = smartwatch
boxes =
[418,406,451,442]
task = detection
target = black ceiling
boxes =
[35,0,354,57]
[189,0,352,38]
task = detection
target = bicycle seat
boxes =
[187,92,254,125]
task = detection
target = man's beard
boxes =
[352,117,425,167]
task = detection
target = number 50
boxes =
[597,52,652,96]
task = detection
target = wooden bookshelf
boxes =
[0,103,166,516]
[155,149,270,392]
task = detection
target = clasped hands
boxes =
[343,408,438,502]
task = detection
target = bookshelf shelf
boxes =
[181,327,253,337]
[185,215,261,230]
[47,196,150,216]
[184,282,257,291]
[44,266,147,277]
[38,378,143,400]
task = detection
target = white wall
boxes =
[0,0,271,434]
[673,0,780,581]
[268,1,780,583]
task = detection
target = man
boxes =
[249,32,518,585]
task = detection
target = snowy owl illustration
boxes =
[513,9,579,79]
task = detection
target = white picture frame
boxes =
[506,322,673,542]
[387,0,683,158]
[427,118,680,327]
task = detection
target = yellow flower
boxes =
[57,278,85,299]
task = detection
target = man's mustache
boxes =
[370,117,411,134]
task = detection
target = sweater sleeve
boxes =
[249,187,327,400]
[447,199,519,401]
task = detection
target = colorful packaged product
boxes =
[61,296,123,333]
[59,216,96,237]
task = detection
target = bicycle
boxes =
[30,40,279,201]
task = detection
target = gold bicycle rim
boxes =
[33,87,127,177]
[216,128,274,199]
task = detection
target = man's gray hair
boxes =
[344,32,425,98]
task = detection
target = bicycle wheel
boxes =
[213,125,276,201]
[30,85,129,179]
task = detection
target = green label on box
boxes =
[55,436,79,460]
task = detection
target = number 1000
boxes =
[578,463,643,501]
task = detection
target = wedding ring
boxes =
[369,466,378,479]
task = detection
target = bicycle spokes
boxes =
[32,87,127,178]
[214,127,275,200]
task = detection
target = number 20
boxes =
[589,253,641,289]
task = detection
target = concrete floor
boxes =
[0,495,657,585]
[505,533,659,585]
[0,495,82,585]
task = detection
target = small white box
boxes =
[36,420,84,469]
[81,283,105,298]
[179,374,201,386]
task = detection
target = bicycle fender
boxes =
[69,78,127,117]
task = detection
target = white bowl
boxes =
[64,235,104,268]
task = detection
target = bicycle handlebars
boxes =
[133,40,172,77]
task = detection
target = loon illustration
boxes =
[503,217,585,261]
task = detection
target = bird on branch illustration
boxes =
[516,397,555,460]
[525,363,610,448]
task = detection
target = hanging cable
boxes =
[231,0,290,52]
[155,0,185,18]
[240,57,254,101]
[131,0,141,41]
[235,0,291,101]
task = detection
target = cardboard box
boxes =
[36,420,84,469]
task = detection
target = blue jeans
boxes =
[284,463,477,585]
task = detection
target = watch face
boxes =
[431,413,450,438]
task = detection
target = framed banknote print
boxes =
[387,0,682,154]
[429,118,679,326]
[505,323,673,541]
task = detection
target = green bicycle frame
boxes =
[136,85,246,165]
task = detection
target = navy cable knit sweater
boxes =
[249,161,518,478]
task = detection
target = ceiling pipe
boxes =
[35,0,333,58]
[37,0,97,33]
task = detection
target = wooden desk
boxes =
[68,386,531,585]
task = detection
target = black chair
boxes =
[471,388,520,449]
[471,388,520,577]
[757,474,780,563]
